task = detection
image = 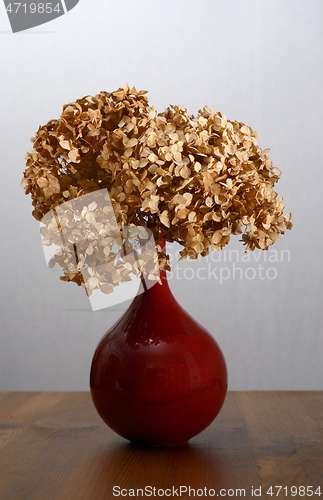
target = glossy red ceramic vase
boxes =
[90,268,228,446]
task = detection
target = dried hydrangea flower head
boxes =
[21,85,292,294]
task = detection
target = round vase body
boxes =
[90,276,227,446]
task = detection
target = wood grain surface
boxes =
[0,392,322,499]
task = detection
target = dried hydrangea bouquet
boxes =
[22,85,292,445]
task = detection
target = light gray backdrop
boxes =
[0,0,322,390]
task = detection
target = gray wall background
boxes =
[0,0,322,391]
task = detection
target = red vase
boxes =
[90,261,228,446]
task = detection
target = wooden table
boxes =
[0,392,322,499]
